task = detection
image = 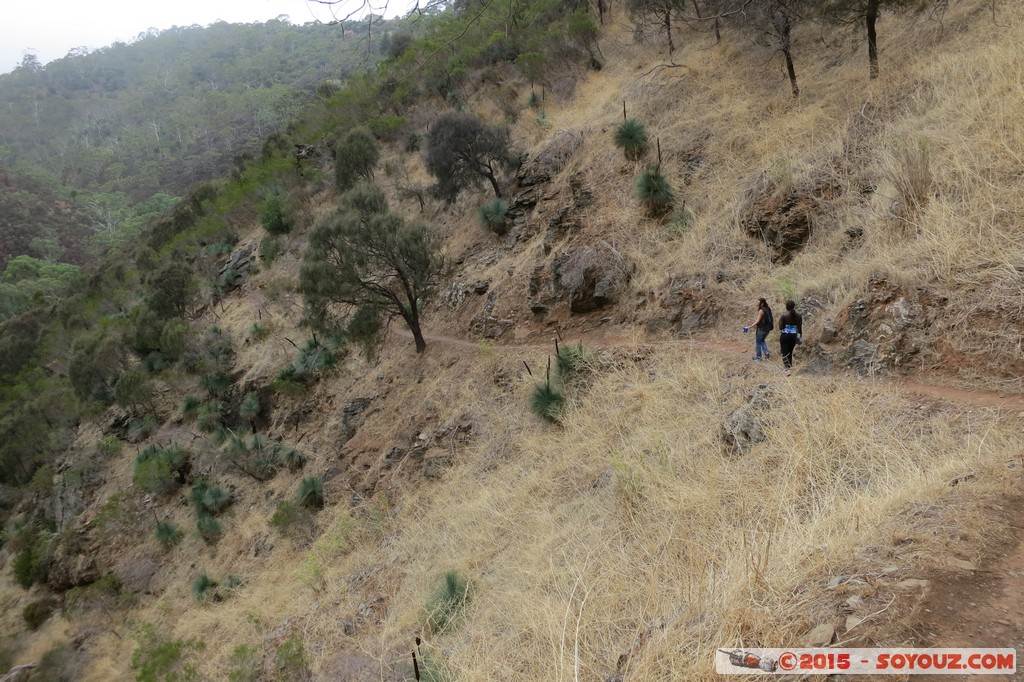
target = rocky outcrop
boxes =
[469,290,514,339]
[740,173,841,264]
[217,242,257,293]
[809,277,948,376]
[506,130,586,235]
[517,129,584,187]
[531,246,631,316]
[655,275,720,335]
[722,384,773,454]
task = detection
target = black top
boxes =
[779,310,802,336]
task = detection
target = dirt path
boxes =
[398,326,1024,412]
[917,502,1024,680]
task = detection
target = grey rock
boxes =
[722,384,773,454]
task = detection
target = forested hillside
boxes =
[2,0,1024,679]
[0,16,392,268]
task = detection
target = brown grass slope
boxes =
[4,1,1024,680]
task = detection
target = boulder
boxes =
[722,384,773,454]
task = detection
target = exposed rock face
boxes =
[47,528,100,590]
[531,246,631,315]
[506,130,586,235]
[740,173,841,264]
[517,129,584,187]
[0,664,37,682]
[217,242,257,292]
[722,384,773,454]
[810,277,948,376]
[659,275,719,334]
[469,289,514,338]
[340,396,375,444]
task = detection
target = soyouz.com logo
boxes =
[715,648,1016,675]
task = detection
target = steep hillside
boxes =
[2,1,1023,680]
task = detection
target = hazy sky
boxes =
[0,0,403,75]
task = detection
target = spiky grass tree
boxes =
[297,477,324,510]
[636,166,674,217]
[192,572,219,601]
[530,382,566,423]
[181,395,201,421]
[155,520,184,550]
[196,515,223,544]
[425,570,472,634]
[239,392,261,423]
[614,119,648,161]
[478,198,511,235]
[278,446,307,472]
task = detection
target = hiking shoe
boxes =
[752,356,762,361]
[764,352,771,359]
[783,368,792,376]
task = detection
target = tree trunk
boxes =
[777,14,799,98]
[664,9,674,54]
[411,322,427,353]
[866,0,880,79]
[485,169,503,198]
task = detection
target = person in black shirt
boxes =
[778,300,803,376]
[746,298,773,361]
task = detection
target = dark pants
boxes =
[780,333,798,369]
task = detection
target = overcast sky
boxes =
[0,0,404,76]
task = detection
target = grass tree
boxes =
[614,119,649,161]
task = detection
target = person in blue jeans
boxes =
[745,298,773,361]
[778,300,803,376]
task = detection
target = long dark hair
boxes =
[758,297,771,312]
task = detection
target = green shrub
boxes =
[190,478,231,517]
[278,336,341,386]
[247,322,272,343]
[259,236,282,266]
[130,622,204,682]
[96,435,122,459]
[134,445,190,495]
[268,497,311,540]
[278,445,307,472]
[114,368,153,412]
[297,477,324,510]
[274,634,309,678]
[192,572,219,601]
[155,520,184,550]
[200,371,233,398]
[260,188,293,235]
[555,341,593,381]
[478,198,511,235]
[11,532,49,585]
[530,382,565,423]
[22,596,59,630]
[335,128,380,192]
[227,644,262,682]
[636,166,674,217]
[424,570,472,634]
[239,392,261,422]
[181,395,201,420]
[368,115,407,141]
[196,515,223,545]
[614,119,649,161]
[196,400,223,432]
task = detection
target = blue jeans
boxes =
[755,329,769,359]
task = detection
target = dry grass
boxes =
[7,2,1024,678]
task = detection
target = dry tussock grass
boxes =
[282,348,1017,679]
[16,2,1024,678]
